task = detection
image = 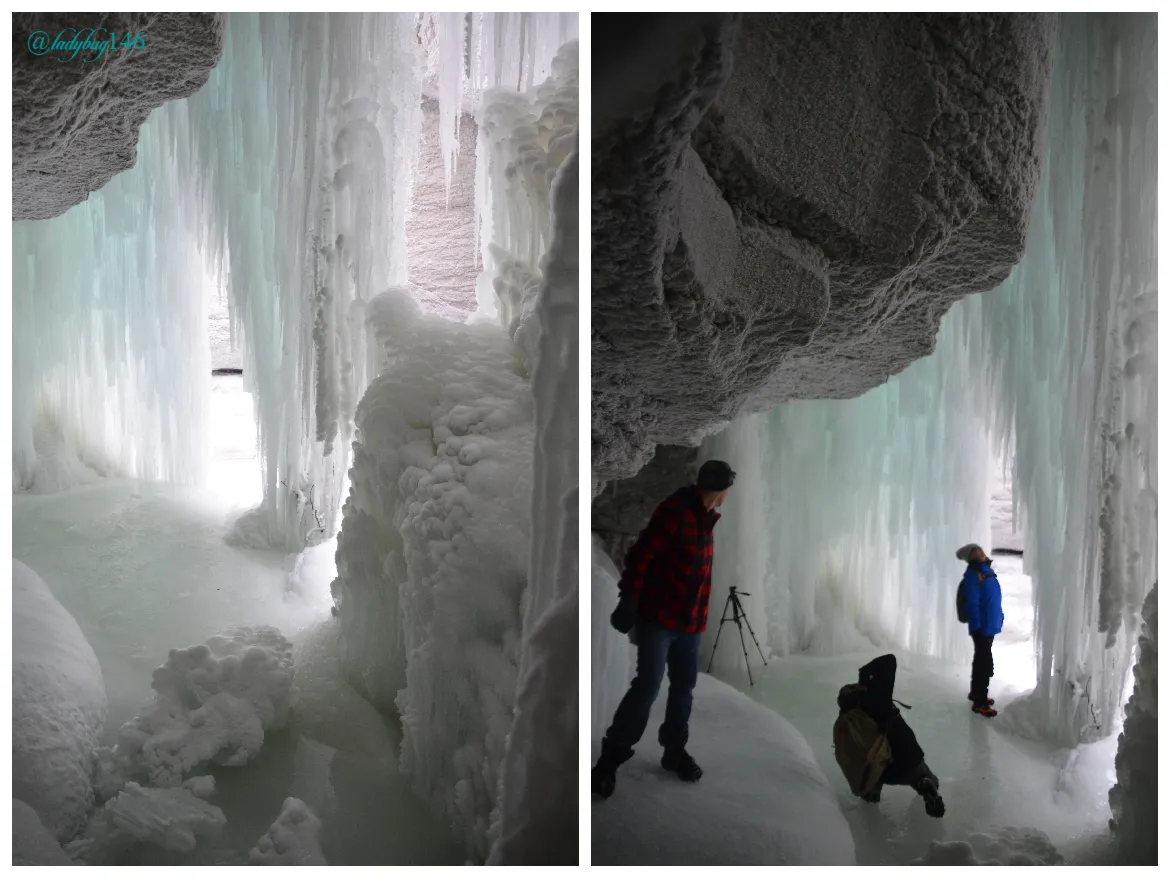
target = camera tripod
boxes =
[706,586,768,685]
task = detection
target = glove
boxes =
[610,597,637,634]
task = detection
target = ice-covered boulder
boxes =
[591,673,855,865]
[13,559,108,843]
[12,13,225,221]
[96,626,294,796]
[591,13,1056,483]
[248,798,328,865]
[12,800,74,866]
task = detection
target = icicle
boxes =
[437,12,466,207]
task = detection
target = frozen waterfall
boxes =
[698,12,1156,751]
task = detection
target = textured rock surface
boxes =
[406,99,480,319]
[592,13,1056,484]
[13,12,224,221]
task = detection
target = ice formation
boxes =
[333,289,533,860]
[96,626,294,797]
[691,13,1156,749]
[68,781,226,864]
[332,37,578,862]
[248,798,328,865]
[12,560,107,843]
[1109,583,1156,863]
[489,150,579,866]
[592,674,855,866]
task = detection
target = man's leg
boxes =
[593,621,671,797]
[881,760,945,818]
[659,630,702,781]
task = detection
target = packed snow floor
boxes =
[592,673,855,865]
[12,378,463,865]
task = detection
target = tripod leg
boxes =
[740,610,768,666]
[706,594,734,674]
[732,598,754,686]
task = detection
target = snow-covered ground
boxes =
[592,673,855,866]
[11,377,462,865]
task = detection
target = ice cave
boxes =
[591,12,1156,867]
[12,11,578,866]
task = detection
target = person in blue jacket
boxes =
[956,543,1004,717]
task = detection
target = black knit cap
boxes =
[696,460,736,491]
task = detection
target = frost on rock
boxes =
[592,673,854,865]
[13,800,74,866]
[591,13,1056,485]
[912,826,1063,865]
[334,289,533,861]
[12,13,225,221]
[248,798,328,866]
[12,560,107,844]
[96,627,294,797]
[67,783,226,864]
[1109,583,1156,864]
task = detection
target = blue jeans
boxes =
[606,619,701,752]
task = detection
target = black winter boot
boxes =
[661,746,703,782]
[592,740,633,799]
[911,769,945,818]
[860,785,882,804]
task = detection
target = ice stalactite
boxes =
[700,13,1156,750]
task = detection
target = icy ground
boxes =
[11,377,462,865]
[717,557,1119,866]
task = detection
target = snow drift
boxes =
[592,673,855,865]
[12,559,107,843]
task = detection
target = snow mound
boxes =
[248,798,328,865]
[592,673,855,865]
[12,799,73,865]
[912,826,1063,865]
[335,287,533,861]
[13,559,107,843]
[67,782,226,863]
[1109,583,1157,863]
[96,626,294,796]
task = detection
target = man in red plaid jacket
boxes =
[592,459,735,799]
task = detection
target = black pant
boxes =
[971,635,995,702]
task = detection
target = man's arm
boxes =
[963,569,983,634]
[617,498,683,602]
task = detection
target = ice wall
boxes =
[489,148,579,866]
[13,112,211,492]
[698,13,1156,748]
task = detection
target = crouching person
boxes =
[833,654,945,818]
